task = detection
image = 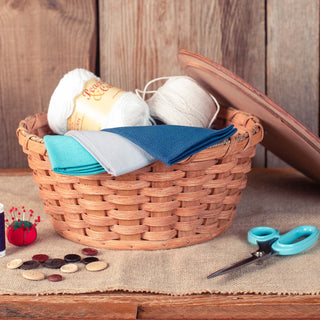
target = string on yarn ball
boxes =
[136,76,220,128]
[48,69,152,135]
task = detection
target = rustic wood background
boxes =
[0,0,318,169]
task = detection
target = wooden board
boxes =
[266,0,319,167]
[1,292,320,320]
[178,49,320,182]
[0,0,97,169]
[98,0,265,166]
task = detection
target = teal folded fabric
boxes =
[102,125,237,165]
[44,135,105,176]
[44,124,237,176]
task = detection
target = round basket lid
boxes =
[178,49,320,182]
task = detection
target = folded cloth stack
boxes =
[44,125,237,176]
[44,133,154,176]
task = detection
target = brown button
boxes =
[81,257,99,265]
[20,260,40,270]
[64,254,81,263]
[43,258,66,269]
[47,274,63,282]
[32,254,49,263]
[81,248,98,256]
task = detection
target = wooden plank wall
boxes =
[0,0,318,169]
[99,0,266,167]
[0,0,97,169]
[266,0,319,167]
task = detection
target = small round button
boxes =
[60,263,79,273]
[47,274,63,282]
[22,270,45,281]
[43,258,66,269]
[64,254,81,263]
[7,259,23,269]
[86,261,108,272]
[81,248,98,256]
[20,260,40,270]
[32,254,49,263]
[7,258,23,269]
[81,257,99,265]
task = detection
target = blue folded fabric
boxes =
[44,124,237,176]
[102,125,237,165]
[44,135,105,176]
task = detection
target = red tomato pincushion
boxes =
[6,220,37,246]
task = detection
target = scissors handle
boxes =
[271,225,319,255]
[248,226,280,245]
[248,225,319,256]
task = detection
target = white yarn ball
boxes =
[147,76,217,127]
[48,69,151,134]
[48,69,99,135]
[103,92,151,128]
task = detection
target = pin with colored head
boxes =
[6,206,40,246]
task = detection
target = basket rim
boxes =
[17,108,263,151]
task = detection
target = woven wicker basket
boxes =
[16,107,263,250]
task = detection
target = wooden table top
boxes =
[2,293,320,319]
[1,168,320,320]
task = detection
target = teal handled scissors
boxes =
[207,225,319,279]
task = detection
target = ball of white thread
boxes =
[47,69,151,134]
[146,76,217,127]
[48,69,98,135]
[102,92,151,129]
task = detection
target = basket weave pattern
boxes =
[16,107,263,250]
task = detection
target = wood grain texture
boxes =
[99,0,265,90]
[266,0,319,167]
[98,0,266,167]
[0,0,97,168]
[1,293,320,320]
[1,0,319,171]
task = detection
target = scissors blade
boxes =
[207,251,274,279]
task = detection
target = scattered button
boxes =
[64,254,81,263]
[20,260,40,270]
[86,261,108,272]
[81,248,98,256]
[43,258,66,269]
[32,254,49,263]
[22,270,45,281]
[47,274,63,282]
[7,258,23,269]
[81,257,99,265]
[60,263,79,273]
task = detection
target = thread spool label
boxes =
[0,204,5,257]
[67,78,125,130]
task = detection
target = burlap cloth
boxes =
[0,169,319,296]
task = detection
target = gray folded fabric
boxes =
[65,130,155,176]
